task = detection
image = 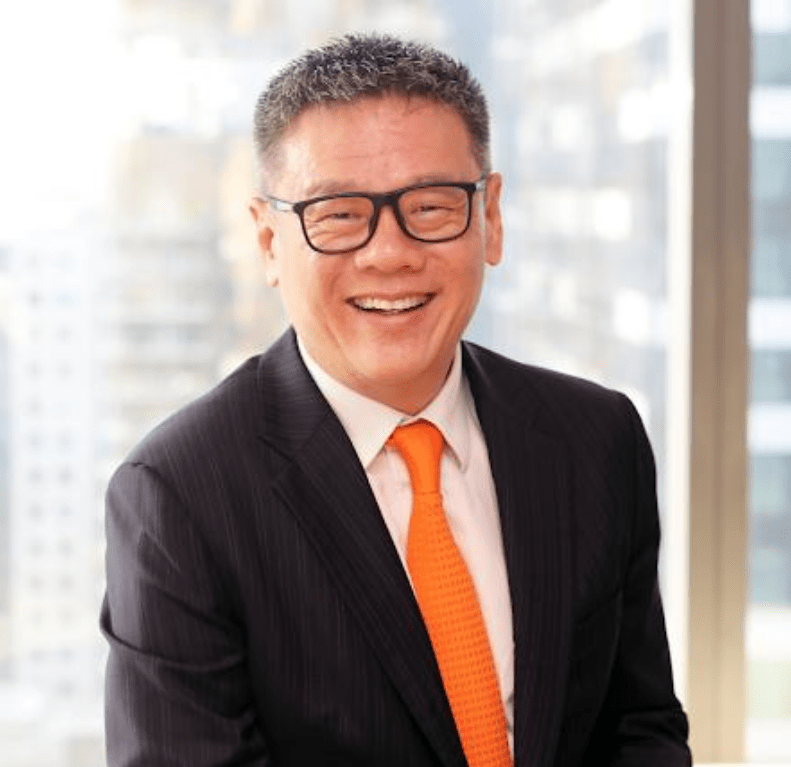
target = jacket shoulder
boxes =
[128,355,259,453]
[462,341,638,434]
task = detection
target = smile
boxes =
[351,295,432,314]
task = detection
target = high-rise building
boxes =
[484,2,672,515]
[5,0,787,762]
[746,3,791,757]
[5,228,106,766]
[2,2,444,765]
[0,242,10,679]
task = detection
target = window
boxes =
[747,1,791,758]
[0,0,779,763]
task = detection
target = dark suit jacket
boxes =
[101,329,690,767]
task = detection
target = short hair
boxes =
[253,33,491,185]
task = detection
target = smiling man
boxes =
[250,94,501,415]
[101,34,691,767]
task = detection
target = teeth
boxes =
[354,296,428,312]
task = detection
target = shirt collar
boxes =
[297,338,471,471]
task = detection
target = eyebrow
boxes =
[300,173,470,200]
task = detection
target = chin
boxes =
[360,364,420,389]
[366,362,441,398]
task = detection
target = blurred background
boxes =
[0,0,788,764]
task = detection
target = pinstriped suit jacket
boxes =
[101,328,690,767]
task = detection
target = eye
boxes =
[404,187,466,218]
[414,201,451,214]
[305,197,370,225]
[325,207,364,221]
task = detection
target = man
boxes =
[101,33,691,767]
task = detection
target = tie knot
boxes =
[387,420,444,496]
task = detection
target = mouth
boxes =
[350,294,433,315]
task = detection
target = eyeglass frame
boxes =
[259,176,489,255]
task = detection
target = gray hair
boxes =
[253,33,491,185]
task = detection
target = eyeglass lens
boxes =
[302,185,471,253]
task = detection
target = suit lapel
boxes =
[255,331,467,767]
[464,343,574,767]
[255,332,575,767]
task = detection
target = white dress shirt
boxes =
[298,339,515,754]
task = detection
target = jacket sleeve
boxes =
[101,461,272,767]
[580,395,691,766]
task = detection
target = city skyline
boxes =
[0,1,788,763]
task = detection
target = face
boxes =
[250,95,503,414]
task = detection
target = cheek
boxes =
[455,257,486,304]
[280,259,337,322]
[443,260,486,330]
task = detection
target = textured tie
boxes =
[388,420,511,767]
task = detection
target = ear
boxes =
[249,197,280,287]
[483,172,504,267]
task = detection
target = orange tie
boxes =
[388,420,511,767]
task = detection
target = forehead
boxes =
[268,96,479,195]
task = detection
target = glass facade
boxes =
[747,0,791,759]
[483,2,672,479]
[1,1,678,764]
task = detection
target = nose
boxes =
[352,203,426,273]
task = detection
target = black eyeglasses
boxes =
[261,177,487,255]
